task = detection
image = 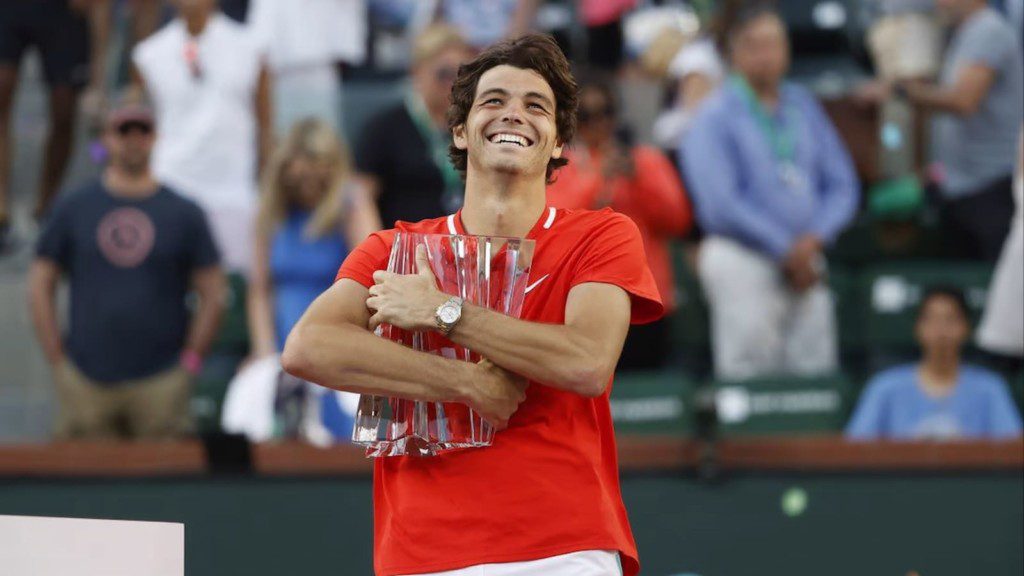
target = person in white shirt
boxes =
[132,0,272,274]
[247,0,368,134]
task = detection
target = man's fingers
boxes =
[368,312,382,332]
[372,270,392,284]
[415,245,436,280]
[366,295,381,311]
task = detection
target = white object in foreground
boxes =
[0,515,184,576]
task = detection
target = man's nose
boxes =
[501,101,526,124]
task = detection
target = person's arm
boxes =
[985,376,1024,439]
[27,260,64,365]
[81,0,113,115]
[901,64,996,117]
[365,247,634,397]
[246,233,277,358]
[255,64,274,174]
[506,0,541,39]
[681,111,795,259]
[626,148,692,236]
[805,95,860,243]
[844,378,888,441]
[183,265,227,359]
[281,278,527,429]
[345,179,383,244]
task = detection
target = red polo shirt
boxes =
[336,206,663,576]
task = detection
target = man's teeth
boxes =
[491,134,529,147]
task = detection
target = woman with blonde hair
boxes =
[248,118,379,363]
[236,118,378,443]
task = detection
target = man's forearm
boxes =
[27,273,63,364]
[448,303,611,396]
[283,322,476,403]
[184,291,224,356]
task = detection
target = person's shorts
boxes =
[0,0,90,88]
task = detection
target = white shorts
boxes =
[405,550,623,576]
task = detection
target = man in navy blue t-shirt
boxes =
[28,96,226,439]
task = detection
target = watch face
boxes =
[439,305,460,324]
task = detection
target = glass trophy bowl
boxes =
[352,232,535,457]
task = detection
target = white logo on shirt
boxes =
[524,274,549,294]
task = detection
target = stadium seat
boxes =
[208,273,251,357]
[610,370,696,435]
[711,374,853,437]
[192,353,246,435]
[670,242,711,376]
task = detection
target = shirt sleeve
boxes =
[984,375,1024,439]
[35,196,74,267]
[803,93,860,243]
[186,202,221,270]
[569,211,664,324]
[681,106,796,260]
[335,229,396,288]
[958,17,1015,71]
[845,375,890,440]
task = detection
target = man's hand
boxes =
[783,235,823,293]
[466,359,528,430]
[367,245,448,332]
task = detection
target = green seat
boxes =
[209,273,250,357]
[860,261,993,353]
[191,353,245,434]
[670,242,711,375]
[610,370,696,435]
[712,374,852,437]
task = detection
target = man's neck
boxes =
[460,169,547,238]
[183,10,212,37]
[918,354,961,395]
[104,168,158,199]
[752,81,781,110]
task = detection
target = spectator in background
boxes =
[247,0,368,134]
[0,0,105,250]
[976,130,1024,371]
[27,96,225,440]
[355,24,473,228]
[547,74,691,369]
[439,0,539,50]
[846,288,1023,440]
[578,0,637,71]
[682,5,859,381]
[132,0,272,274]
[896,0,1022,261]
[247,118,378,364]
[246,119,375,442]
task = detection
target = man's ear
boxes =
[452,124,468,150]
[551,138,564,160]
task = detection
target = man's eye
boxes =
[485,98,502,105]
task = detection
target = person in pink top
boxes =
[547,73,692,368]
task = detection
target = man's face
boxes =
[915,296,970,357]
[577,87,615,149]
[731,15,790,89]
[453,65,562,180]
[414,46,474,113]
[935,0,975,22]
[173,0,216,16]
[103,120,155,175]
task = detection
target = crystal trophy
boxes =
[352,232,535,457]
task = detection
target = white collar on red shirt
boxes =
[446,207,557,237]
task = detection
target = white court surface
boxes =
[0,515,184,576]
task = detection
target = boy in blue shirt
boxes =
[846,287,1022,440]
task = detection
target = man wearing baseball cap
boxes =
[27,95,227,439]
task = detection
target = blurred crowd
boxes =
[1,0,1022,444]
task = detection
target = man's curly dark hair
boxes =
[446,34,579,183]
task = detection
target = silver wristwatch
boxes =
[434,296,464,336]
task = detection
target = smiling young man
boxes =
[282,34,661,576]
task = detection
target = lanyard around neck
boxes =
[732,75,797,164]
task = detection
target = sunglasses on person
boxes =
[114,120,154,136]
[578,105,615,124]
